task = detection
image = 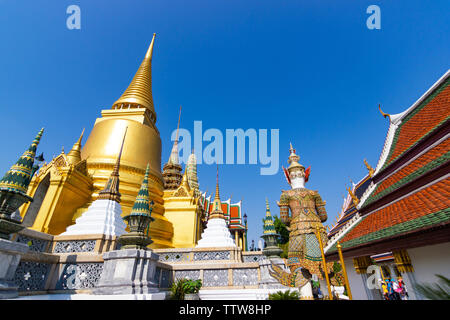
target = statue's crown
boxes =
[287,143,305,173]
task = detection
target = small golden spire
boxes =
[97,127,128,203]
[168,105,182,165]
[112,34,157,120]
[67,128,85,165]
[364,158,375,177]
[214,165,221,201]
[176,105,182,142]
[378,104,391,121]
[180,170,190,191]
[210,165,225,220]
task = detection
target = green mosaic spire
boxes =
[0,128,44,196]
[129,163,155,218]
[263,198,277,235]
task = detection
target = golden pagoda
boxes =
[20,34,174,248]
[17,34,246,250]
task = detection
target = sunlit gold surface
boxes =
[66,129,84,165]
[80,111,174,248]
[21,153,93,235]
[112,34,156,121]
[20,35,179,248]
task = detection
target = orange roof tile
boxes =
[373,139,450,197]
[341,178,450,243]
[385,83,450,167]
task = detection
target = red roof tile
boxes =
[385,84,450,166]
[341,178,450,243]
[373,139,450,197]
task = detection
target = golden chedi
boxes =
[22,34,174,248]
[80,34,173,248]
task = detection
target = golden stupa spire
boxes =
[97,127,128,203]
[214,165,220,201]
[67,128,85,165]
[168,105,182,165]
[210,165,225,219]
[112,34,157,120]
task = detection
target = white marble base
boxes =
[196,218,236,248]
[60,199,127,236]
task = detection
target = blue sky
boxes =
[0,0,449,247]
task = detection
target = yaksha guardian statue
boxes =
[270,144,336,293]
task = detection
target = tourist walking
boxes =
[380,280,389,300]
[397,278,409,300]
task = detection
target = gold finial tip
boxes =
[378,104,391,119]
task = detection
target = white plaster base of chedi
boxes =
[60,199,127,236]
[196,218,236,248]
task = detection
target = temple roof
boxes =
[326,70,450,256]
[373,70,450,175]
[327,175,371,238]
[199,191,245,230]
[328,178,449,254]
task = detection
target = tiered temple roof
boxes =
[327,174,371,238]
[199,192,246,232]
[326,70,450,259]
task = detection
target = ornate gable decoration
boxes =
[53,154,69,168]
[173,186,189,198]
[74,159,88,175]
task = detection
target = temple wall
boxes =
[7,228,269,298]
[408,242,450,289]
[344,258,369,300]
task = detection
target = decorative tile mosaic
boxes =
[55,263,103,290]
[232,268,258,286]
[174,270,201,281]
[15,235,50,252]
[203,269,228,287]
[53,240,96,253]
[193,251,230,261]
[242,254,265,262]
[159,252,191,262]
[14,261,51,291]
